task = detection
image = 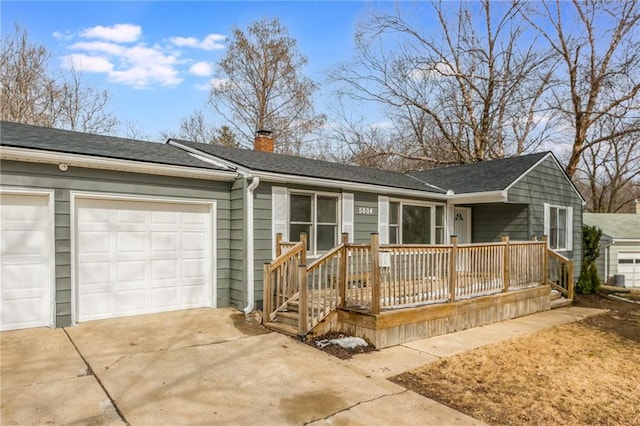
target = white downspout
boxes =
[243,176,260,314]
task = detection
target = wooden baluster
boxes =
[371,233,381,314]
[502,235,510,293]
[449,236,458,303]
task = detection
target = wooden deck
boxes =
[263,233,574,347]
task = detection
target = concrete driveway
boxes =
[1,308,483,425]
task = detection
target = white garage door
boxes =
[1,192,53,331]
[619,252,640,288]
[75,197,214,322]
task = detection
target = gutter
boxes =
[243,176,260,314]
[1,146,238,181]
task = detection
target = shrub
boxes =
[576,225,602,295]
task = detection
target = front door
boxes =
[454,207,472,244]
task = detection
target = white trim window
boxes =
[384,198,446,244]
[544,203,573,251]
[289,192,339,255]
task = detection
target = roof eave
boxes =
[1,146,238,181]
[447,190,507,204]
[253,170,449,199]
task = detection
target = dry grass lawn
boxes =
[391,294,640,425]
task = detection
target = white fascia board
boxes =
[1,146,238,181]
[611,239,640,245]
[446,190,507,204]
[252,170,450,200]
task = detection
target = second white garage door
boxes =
[618,252,640,288]
[75,196,215,322]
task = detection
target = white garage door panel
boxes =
[76,198,213,322]
[619,252,640,288]
[1,193,52,331]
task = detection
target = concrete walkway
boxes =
[1,306,605,425]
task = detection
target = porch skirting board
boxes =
[336,285,551,349]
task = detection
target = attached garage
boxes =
[1,191,54,331]
[74,195,216,322]
[618,252,640,288]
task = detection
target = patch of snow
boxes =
[316,336,369,349]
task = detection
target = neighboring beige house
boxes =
[584,202,640,288]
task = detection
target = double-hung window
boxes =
[544,204,572,251]
[289,193,338,254]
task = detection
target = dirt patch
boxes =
[229,311,270,336]
[306,332,376,359]
[390,294,640,426]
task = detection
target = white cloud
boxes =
[62,54,114,73]
[189,61,214,76]
[210,78,229,90]
[80,24,142,43]
[169,33,225,50]
[65,40,181,87]
[52,31,73,41]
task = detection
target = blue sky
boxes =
[2,1,384,141]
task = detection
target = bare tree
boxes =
[1,24,117,134]
[173,110,218,144]
[574,114,640,213]
[209,18,326,154]
[329,1,554,166]
[522,0,640,178]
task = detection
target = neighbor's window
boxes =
[289,193,338,254]
[388,202,445,244]
[549,206,568,250]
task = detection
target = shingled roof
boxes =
[170,139,447,194]
[584,213,640,240]
[408,152,551,194]
[0,121,227,171]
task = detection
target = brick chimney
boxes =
[254,130,274,152]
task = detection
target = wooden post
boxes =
[339,233,349,308]
[300,233,307,265]
[275,233,283,258]
[567,260,575,300]
[371,233,381,314]
[542,235,548,285]
[501,235,510,293]
[449,236,458,303]
[298,264,308,336]
[263,263,272,324]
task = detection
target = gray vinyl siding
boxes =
[229,178,246,309]
[1,160,233,327]
[507,156,584,278]
[253,182,274,309]
[472,203,529,242]
[354,192,378,243]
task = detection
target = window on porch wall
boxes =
[388,202,445,244]
[289,193,338,253]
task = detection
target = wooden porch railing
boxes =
[263,234,306,324]
[265,233,566,336]
[546,247,575,300]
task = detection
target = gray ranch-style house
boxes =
[0,121,584,331]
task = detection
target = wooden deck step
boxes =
[264,321,298,337]
[287,300,299,312]
[550,290,562,301]
[275,311,299,327]
[550,297,572,309]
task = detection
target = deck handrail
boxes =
[299,236,349,334]
[546,247,574,299]
[263,234,307,324]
